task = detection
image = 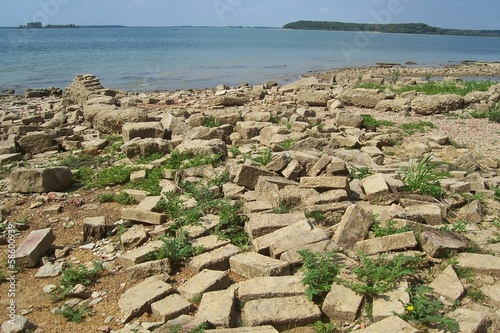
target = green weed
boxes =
[148,230,203,269]
[349,166,373,180]
[341,253,422,298]
[83,165,133,189]
[280,138,298,151]
[371,218,412,238]
[392,80,498,96]
[310,321,341,333]
[136,152,165,164]
[97,192,136,205]
[399,121,437,135]
[397,284,459,333]
[305,210,327,224]
[299,250,343,303]
[214,200,249,249]
[203,116,221,128]
[58,304,90,323]
[248,148,273,166]
[400,155,445,197]
[272,199,296,214]
[51,261,104,300]
[361,114,394,128]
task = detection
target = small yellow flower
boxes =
[406,305,414,311]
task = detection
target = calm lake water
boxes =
[1,27,499,92]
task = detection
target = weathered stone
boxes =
[1,315,37,333]
[122,197,167,225]
[233,164,275,190]
[481,282,500,307]
[429,265,465,304]
[188,244,241,273]
[126,258,172,280]
[91,106,149,134]
[119,240,164,268]
[177,269,231,300]
[195,289,235,328]
[237,275,305,301]
[354,231,418,255]
[0,153,22,164]
[216,95,249,106]
[332,205,372,249]
[252,220,313,255]
[229,252,290,278]
[122,122,166,142]
[242,296,321,329]
[35,261,64,278]
[280,159,303,180]
[457,200,485,223]
[456,253,500,277]
[118,276,173,322]
[15,228,55,268]
[336,110,363,128]
[205,327,278,333]
[322,283,363,323]
[9,167,72,193]
[303,189,348,205]
[455,152,481,171]
[245,212,307,240]
[297,90,330,107]
[404,204,443,225]
[176,139,227,156]
[355,316,418,333]
[192,235,231,253]
[151,293,194,322]
[375,98,411,113]
[308,154,332,177]
[17,131,53,154]
[121,137,169,160]
[338,88,391,108]
[269,227,328,259]
[420,229,468,258]
[448,308,491,333]
[121,224,148,251]
[361,174,390,203]
[279,240,343,265]
[299,176,348,190]
[235,121,268,139]
[411,94,464,115]
[372,282,409,321]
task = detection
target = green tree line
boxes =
[18,22,79,29]
[283,21,500,37]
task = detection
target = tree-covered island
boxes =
[18,22,79,29]
[283,21,500,37]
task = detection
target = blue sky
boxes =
[1,0,499,30]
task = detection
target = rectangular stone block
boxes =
[188,244,241,273]
[353,231,418,255]
[121,208,166,225]
[229,252,290,279]
[126,258,172,280]
[299,176,348,190]
[195,289,235,328]
[244,212,307,240]
[237,276,306,301]
[119,240,164,268]
[269,228,329,258]
[205,326,278,333]
[251,220,313,255]
[15,228,55,268]
[178,269,231,301]
[322,283,363,322]
[151,293,194,322]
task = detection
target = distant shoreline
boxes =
[283,21,500,38]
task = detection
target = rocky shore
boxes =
[0,62,500,333]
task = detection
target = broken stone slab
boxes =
[187,244,241,273]
[480,282,500,307]
[35,261,65,278]
[404,204,443,226]
[448,308,492,333]
[121,224,148,251]
[303,189,348,206]
[154,315,209,333]
[251,220,313,255]
[279,241,346,266]
[195,289,235,328]
[244,212,307,241]
[269,227,329,259]
[235,121,268,139]
[332,204,372,249]
[1,315,37,333]
[0,153,22,164]
[237,275,306,301]
[420,229,468,258]
[121,137,170,161]
[192,235,231,253]
[119,240,164,269]
[184,214,220,238]
[353,231,418,255]
[322,283,363,323]
[15,228,55,268]
[429,265,465,304]
[151,293,194,322]
[456,253,500,277]
[118,276,173,323]
[17,131,54,154]
[229,252,290,279]
[308,154,332,177]
[126,258,172,280]
[457,200,486,223]
[9,167,72,193]
[233,164,275,190]
[355,316,418,333]
[204,326,278,333]
[242,296,321,329]
[299,176,348,190]
[372,282,409,321]
[122,122,167,142]
[361,173,390,203]
[177,269,231,301]
[121,197,167,225]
